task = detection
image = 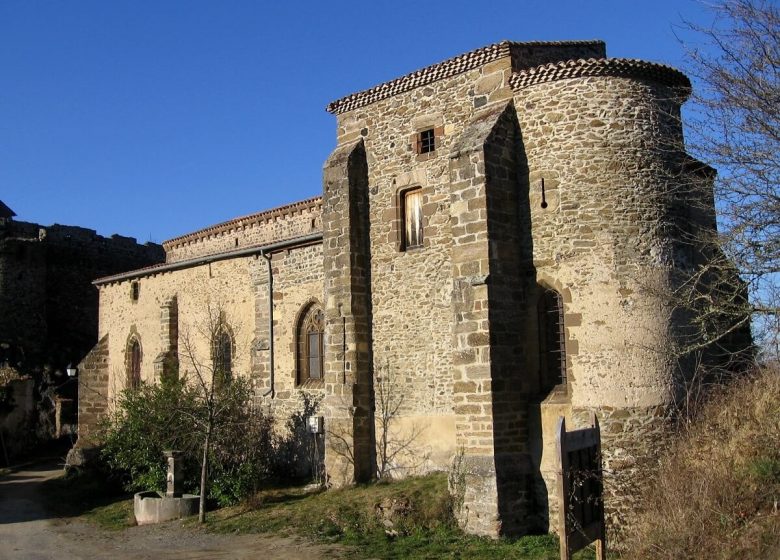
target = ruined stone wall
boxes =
[0,219,163,372]
[75,334,109,447]
[163,198,321,263]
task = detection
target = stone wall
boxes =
[75,334,109,447]
[511,72,693,535]
[0,219,164,374]
[330,54,516,490]
[91,240,325,449]
[163,198,321,263]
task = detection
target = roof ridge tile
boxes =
[326,40,605,115]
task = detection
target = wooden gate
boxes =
[556,412,606,560]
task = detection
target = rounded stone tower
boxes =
[510,58,694,532]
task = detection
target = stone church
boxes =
[75,39,734,537]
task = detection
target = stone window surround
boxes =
[295,300,325,389]
[125,329,142,389]
[392,184,431,252]
[410,125,444,162]
[211,323,234,386]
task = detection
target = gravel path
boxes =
[0,461,349,560]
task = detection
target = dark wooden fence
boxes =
[556,412,606,560]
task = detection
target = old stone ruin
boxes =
[0,201,164,461]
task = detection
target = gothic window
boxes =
[127,337,141,389]
[538,288,567,393]
[297,303,324,386]
[402,188,424,250]
[212,327,233,387]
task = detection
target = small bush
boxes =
[625,365,780,559]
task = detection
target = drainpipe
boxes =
[261,251,275,399]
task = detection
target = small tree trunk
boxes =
[198,424,211,523]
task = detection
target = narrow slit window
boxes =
[538,288,567,392]
[212,329,233,386]
[403,189,424,249]
[308,332,322,380]
[418,128,436,154]
[128,338,141,389]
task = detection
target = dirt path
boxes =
[0,461,349,560]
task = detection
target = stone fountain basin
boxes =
[133,491,199,525]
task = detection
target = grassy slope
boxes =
[38,461,600,558]
[625,366,780,559]
[205,473,596,560]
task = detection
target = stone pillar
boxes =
[154,296,179,383]
[164,450,184,497]
[73,334,109,448]
[322,139,376,486]
[449,101,534,536]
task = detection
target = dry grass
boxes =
[625,365,780,559]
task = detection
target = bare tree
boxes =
[678,0,780,356]
[373,363,427,479]
[327,361,428,481]
[178,301,254,522]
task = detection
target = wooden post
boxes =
[556,416,571,560]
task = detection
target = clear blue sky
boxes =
[1,0,716,244]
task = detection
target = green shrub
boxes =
[98,377,274,504]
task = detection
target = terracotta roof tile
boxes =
[509,57,691,93]
[326,40,605,115]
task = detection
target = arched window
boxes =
[538,287,567,393]
[127,337,142,389]
[212,327,233,387]
[297,303,324,386]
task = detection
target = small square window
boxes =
[417,128,436,154]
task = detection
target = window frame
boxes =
[401,187,424,251]
[417,128,436,154]
[537,287,567,393]
[296,303,325,387]
[212,327,233,387]
[127,336,142,389]
[411,125,444,161]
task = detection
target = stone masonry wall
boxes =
[75,334,109,447]
[258,243,325,421]
[90,242,324,450]
[163,198,321,263]
[330,43,609,485]
[512,74,691,536]
[335,58,515,485]
[0,219,163,373]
